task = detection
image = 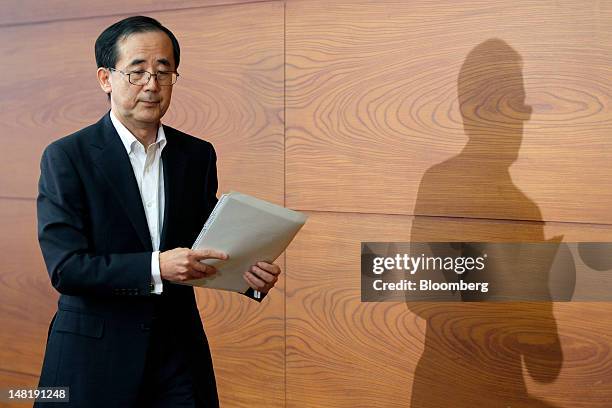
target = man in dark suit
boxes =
[35,16,281,407]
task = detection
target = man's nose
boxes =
[144,74,161,91]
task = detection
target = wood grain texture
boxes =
[0,199,57,379]
[286,211,612,407]
[0,3,285,407]
[195,263,285,408]
[0,369,39,408]
[0,0,281,27]
[165,2,285,206]
[286,0,612,224]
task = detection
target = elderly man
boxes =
[35,15,280,408]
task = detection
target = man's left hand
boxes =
[243,261,281,293]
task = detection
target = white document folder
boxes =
[177,192,308,293]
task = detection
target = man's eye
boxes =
[157,71,170,76]
[130,71,146,75]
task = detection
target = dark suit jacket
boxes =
[36,112,261,408]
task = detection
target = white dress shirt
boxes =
[110,110,165,294]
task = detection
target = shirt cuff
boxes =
[150,251,163,294]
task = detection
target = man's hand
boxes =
[160,248,228,283]
[243,261,281,293]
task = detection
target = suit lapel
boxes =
[90,113,153,252]
[160,127,187,250]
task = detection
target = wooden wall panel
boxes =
[0,3,285,407]
[0,21,108,198]
[286,0,612,224]
[286,212,612,407]
[0,199,57,379]
[0,370,39,408]
[0,0,280,27]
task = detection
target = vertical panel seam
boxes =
[282,1,287,407]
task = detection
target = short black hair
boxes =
[95,15,180,70]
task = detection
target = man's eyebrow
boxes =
[126,58,172,68]
[127,59,146,67]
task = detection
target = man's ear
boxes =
[97,67,112,95]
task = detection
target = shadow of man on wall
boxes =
[407,38,564,408]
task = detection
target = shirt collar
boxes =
[109,109,167,154]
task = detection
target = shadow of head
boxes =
[458,38,533,164]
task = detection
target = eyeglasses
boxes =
[108,67,179,86]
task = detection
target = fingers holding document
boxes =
[244,261,281,293]
[160,247,229,282]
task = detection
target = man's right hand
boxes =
[159,248,228,283]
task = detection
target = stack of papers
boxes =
[178,192,308,293]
